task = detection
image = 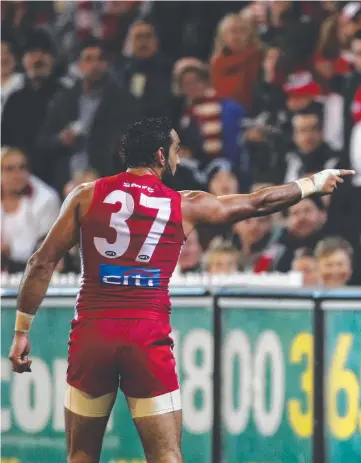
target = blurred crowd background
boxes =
[1,0,361,287]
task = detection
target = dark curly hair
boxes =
[121,117,173,168]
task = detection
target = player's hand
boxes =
[9,332,32,373]
[310,169,355,196]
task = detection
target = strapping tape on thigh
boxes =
[126,389,182,419]
[64,384,116,417]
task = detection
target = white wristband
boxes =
[15,311,34,333]
[294,178,316,199]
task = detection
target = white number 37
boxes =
[94,190,171,262]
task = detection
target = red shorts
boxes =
[67,317,179,398]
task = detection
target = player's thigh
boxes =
[133,410,183,463]
[65,385,116,463]
[120,320,182,461]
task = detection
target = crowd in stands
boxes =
[1,0,361,287]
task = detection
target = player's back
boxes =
[76,172,185,320]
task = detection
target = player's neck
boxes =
[126,167,162,180]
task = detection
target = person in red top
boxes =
[9,117,354,463]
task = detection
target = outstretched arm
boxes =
[9,183,94,373]
[181,169,354,235]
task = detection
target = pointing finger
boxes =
[339,169,355,176]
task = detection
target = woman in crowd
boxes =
[211,13,262,111]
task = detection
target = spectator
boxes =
[204,242,241,274]
[38,37,139,192]
[208,169,239,196]
[246,46,287,183]
[1,1,38,53]
[258,1,296,47]
[211,13,262,111]
[284,110,339,183]
[113,21,173,118]
[101,1,142,59]
[1,147,60,273]
[282,72,324,138]
[1,29,64,181]
[271,197,328,272]
[178,230,202,274]
[1,39,24,113]
[172,57,207,129]
[177,65,248,179]
[258,1,318,72]
[291,248,320,287]
[232,214,281,272]
[315,236,353,287]
[250,46,286,123]
[343,30,361,164]
[313,6,359,88]
[283,71,344,152]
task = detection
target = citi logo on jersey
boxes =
[99,264,161,288]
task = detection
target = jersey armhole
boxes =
[81,179,102,224]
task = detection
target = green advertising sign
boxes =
[324,301,361,463]
[219,297,314,463]
[2,293,361,463]
[219,296,361,463]
[1,296,213,463]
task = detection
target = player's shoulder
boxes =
[65,182,97,210]
[158,181,183,199]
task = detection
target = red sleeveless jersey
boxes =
[75,172,185,320]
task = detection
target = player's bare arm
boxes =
[181,169,355,236]
[9,182,95,374]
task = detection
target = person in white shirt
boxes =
[1,147,60,272]
[1,40,24,114]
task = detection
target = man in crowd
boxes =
[315,236,354,287]
[291,248,319,287]
[283,110,339,182]
[204,242,241,274]
[177,64,249,184]
[113,21,173,119]
[271,197,328,272]
[1,147,60,273]
[1,38,24,113]
[1,29,65,181]
[38,37,139,192]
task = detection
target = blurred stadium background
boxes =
[1,1,361,462]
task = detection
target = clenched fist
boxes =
[9,332,32,373]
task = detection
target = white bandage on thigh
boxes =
[64,384,116,417]
[126,390,182,419]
